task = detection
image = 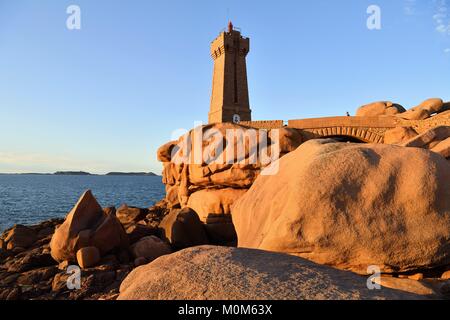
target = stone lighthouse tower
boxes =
[208,22,252,124]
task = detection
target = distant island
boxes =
[105,172,158,176]
[54,171,91,175]
[1,171,159,176]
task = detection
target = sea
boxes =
[0,175,165,233]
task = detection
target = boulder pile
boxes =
[159,208,209,250]
[48,190,175,269]
[49,190,129,265]
[0,191,172,300]
[356,98,449,120]
[356,101,406,117]
[384,126,450,161]
[157,122,303,245]
[356,98,450,161]
[1,225,38,252]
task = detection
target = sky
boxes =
[0,0,449,174]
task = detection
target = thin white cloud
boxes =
[434,0,450,35]
[445,48,450,53]
[0,151,139,174]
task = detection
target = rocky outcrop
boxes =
[49,190,129,264]
[130,236,171,262]
[381,125,450,161]
[434,109,450,119]
[371,277,449,298]
[384,127,418,145]
[116,205,148,228]
[397,98,444,120]
[400,126,450,148]
[76,246,101,269]
[432,138,450,158]
[395,126,450,161]
[2,225,37,251]
[186,188,244,244]
[232,139,450,274]
[157,123,302,244]
[187,188,247,223]
[356,101,405,117]
[118,246,425,300]
[158,123,303,205]
[0,197,172,300]
[356,98,449,120]
[125,224,158,244]
[4,97,450,301]
[159,208,209,249]
[91,210,129,256]
[272,127,304,155]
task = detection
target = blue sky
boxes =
[0,0,449,174]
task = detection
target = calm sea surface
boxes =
[0,175,165,233]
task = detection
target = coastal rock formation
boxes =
[432,138,450,158]
[417,98,445,114]
[2,225,37,251]
[400,126,450,149]
[125,224,158,244]
[158,123,303,204]
[159,208,209,249]
[157,140,176,163]
[76,246,101,269]
[434,109,450,119]
[232,139,450,274]
[116,205,148,228]
[4,98,450,300]
[130,236,171,262]
[395,126,450,161]
[157,123,302,244]
[384,127,418,145]
[203,220,237,246]
[371,277,448,298]
[397,108,430,120]
[356,101,405,117]
[186,188,245,244]
[0,198,171,300]
[269,127,303,155]
[118,246,424,300]
[49,190,129,263]
[381,125,450,160]
[186,188,247,223]
[397,98,444,120]
[356,98,449,121]
[91,210,129,256]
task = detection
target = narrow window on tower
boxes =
[233,60,238,103]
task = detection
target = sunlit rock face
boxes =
[232,139,450,274]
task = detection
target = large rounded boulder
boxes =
[356,101,405,117]
[118,246,422,300]
[232,139,450,274]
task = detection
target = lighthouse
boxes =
[208,22,252,124]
